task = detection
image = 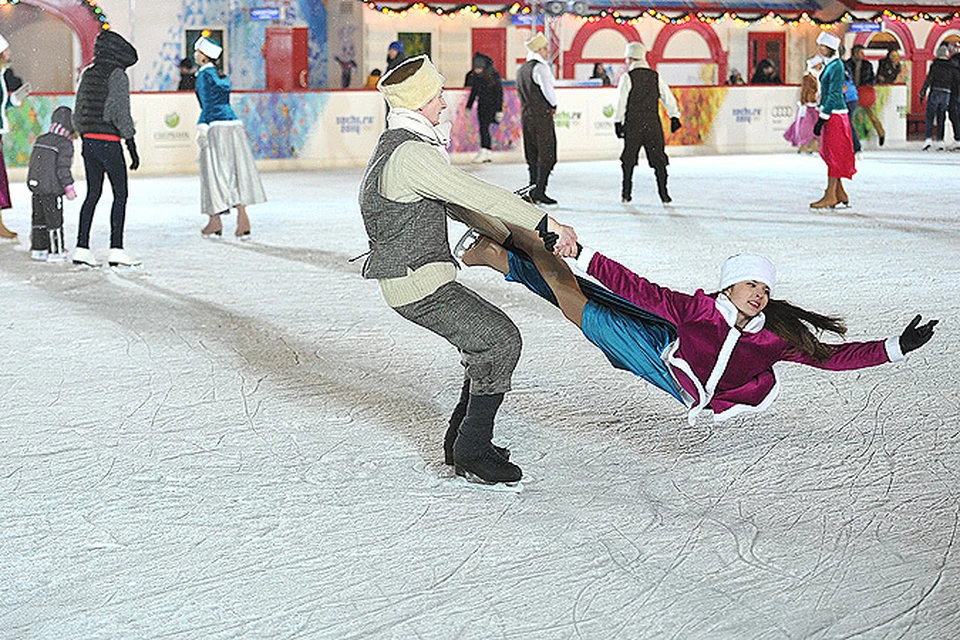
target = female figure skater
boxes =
[194,36,266,239]
[783,56,823,154]
[810,32,857,209]
[459,227,937,424]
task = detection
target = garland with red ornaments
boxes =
[365,1,960,26]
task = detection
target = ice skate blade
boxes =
[453,229,481,260]
[454,466,522,492]
[452,471,523,493]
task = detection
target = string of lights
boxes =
[81,0,111,30]
[0,0,110,29]
[364,1,960,26]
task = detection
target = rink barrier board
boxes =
[4,86,907,176]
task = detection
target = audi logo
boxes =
[772,106,794,118]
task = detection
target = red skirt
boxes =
[819,114,857,179]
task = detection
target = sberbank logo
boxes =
[603,105,614,118]
[164,113,180,128]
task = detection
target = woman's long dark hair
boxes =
[763,298,847,362]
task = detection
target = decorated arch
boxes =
[19,0,109,66]
[649,19,727,85]
[563,16,641,79]
[853,18,921,110]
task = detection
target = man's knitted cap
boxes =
[378,55,445,110]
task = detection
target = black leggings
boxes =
[478,113,495,150]
[77,137,128,249]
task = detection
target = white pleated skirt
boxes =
[199,120,267,216]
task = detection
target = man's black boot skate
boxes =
[532,166,557,206]
[621,163,634,203]
[655,166,672,203]
[444,380,510,465]
[453,393,522,485]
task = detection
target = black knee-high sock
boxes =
[455,393,505,456]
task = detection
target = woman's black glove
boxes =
[813,118,825,136]
[125,137,140,171]
[899,314,938,354]
[614,122,624,139]
[535,215,559,252]
[670,117,682,133]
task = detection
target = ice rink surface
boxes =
[1,150,958,638]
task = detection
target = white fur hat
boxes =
[805,55,824,75]
[625,42,647,61]
[816,32,841,51]
[719,253,776,296]
[378,54,445,110]
[0,35,8,54]
[194,36,223,60]
[525,32,548,53]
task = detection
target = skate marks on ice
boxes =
[3,215,960,633]
[216,237,354,272]
[0,247,453,464]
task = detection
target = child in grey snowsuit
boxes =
[28,105,76,261]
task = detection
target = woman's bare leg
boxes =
[461,236,510,273]
[463,228,588,327]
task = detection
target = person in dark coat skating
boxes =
[919,44,959,151]
[947,42,960,151]
[614,42,682,204]
[71,29,140,267]
[464,53,504,164]
[517,32,559,206]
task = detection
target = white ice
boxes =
[1,150,958,638]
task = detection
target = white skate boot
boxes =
[72,247,99,267]
[107,248,142,267]
[472,148,492,164]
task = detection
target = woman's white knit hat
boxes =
[525,33,548,53]
[378,55,445,110]
[816,32,841,51]
[719,253,776,296]
[194,36,223,60]
[625,42,646,61]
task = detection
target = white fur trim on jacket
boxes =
[885,335,905,362]
[671,295,771,424]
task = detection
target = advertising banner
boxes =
[3,85,907,175]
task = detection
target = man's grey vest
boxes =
[358,129,457,279]
[517,60,553,115]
